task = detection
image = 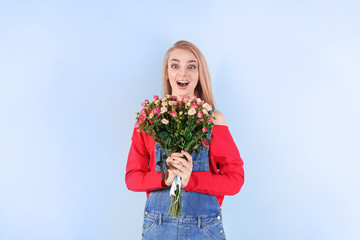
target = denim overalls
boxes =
[142,110,226,240]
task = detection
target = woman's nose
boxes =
[179,67,187,76]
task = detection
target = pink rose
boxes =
[183,96,190,102]
[152,108,161,117]
[153,95,159,100]
[196,119,200,124]
[170,111,177,117]
[209,116,214,123]
[191,103,198,108]
[202,127,208,132]
[197,111,203,118]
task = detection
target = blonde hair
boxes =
[161,40,216,108]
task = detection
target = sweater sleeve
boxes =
[183,125,245,196]
[125,127,168,192]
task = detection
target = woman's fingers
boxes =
[165,169,177,186]
[165,151,193,188]
[181,151,192,162]
[169,158,190,170]
[171,152,184,157]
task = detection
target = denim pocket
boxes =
[142,218,156,239]
[202,221,226,240]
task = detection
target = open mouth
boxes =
[177,80,189,87]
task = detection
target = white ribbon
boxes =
[170,175,181,203]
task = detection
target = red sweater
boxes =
[125,125,245,207]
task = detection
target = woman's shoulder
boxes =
[213,109,227,126]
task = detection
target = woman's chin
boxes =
[172,89,194,97]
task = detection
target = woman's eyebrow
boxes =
[169,59,198,63]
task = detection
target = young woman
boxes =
[126,40,245,240]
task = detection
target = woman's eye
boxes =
[171,64,179,69]
[188,65,196,69]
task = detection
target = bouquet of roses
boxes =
[135,94,216,217]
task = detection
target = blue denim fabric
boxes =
[142,109,226,240]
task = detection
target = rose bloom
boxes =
[196,98,202,104]
[203,103,212,111]
[155,100,160,106]
[202,127,208,132]
[202,109,208,115]
[152,108,161,116]
[161,107,167,114]
[161,119,169,125]
[149,113,154,119]
[168,101,173,106]
[209,116,214,123]
[170,111,177,117]
[197,111,203,118]
[153,95,159,100]
[162,101,168,107]
[186,102,191,106]
[179,111,183,115]
[188,108,196,115]
[191,103,198,109]
[183,96,190,102]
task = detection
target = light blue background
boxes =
[1,1,359,239]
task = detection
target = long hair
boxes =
[161,40,215,108]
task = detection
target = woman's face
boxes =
[167,48,199,99]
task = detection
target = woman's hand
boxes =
[165,150,193,188]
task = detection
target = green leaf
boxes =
[185,130,192,141]
[159,131,168,139]
[156,160,164,166]
[164,137,171,146]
